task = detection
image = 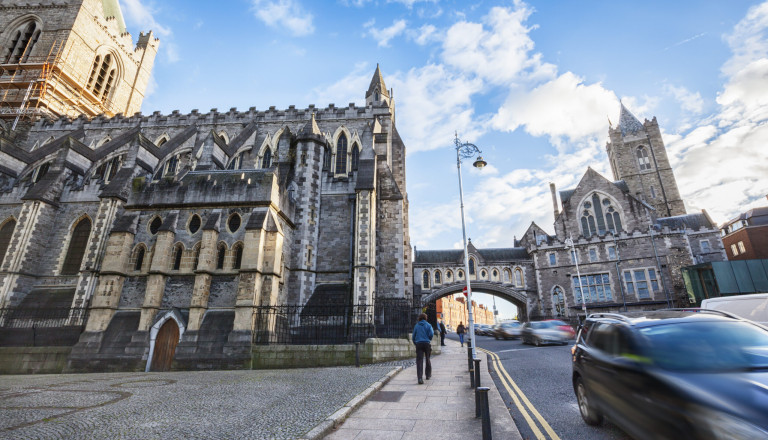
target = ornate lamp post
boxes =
[564,236,588,317]
[455,133,487,360]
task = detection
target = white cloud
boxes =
[412,24,438,45]
[365,19,408,47]
[664,84,705,114]
[251,0,314,36]
[309,62,371,106]
[120,0,179,62]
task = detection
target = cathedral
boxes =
[414,104,726,320]
[0,1,412,371]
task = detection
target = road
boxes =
[447,332,631,440]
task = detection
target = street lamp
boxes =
[564,236,588,317]
[454,133,486,361]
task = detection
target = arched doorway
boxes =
[150,319,180,372]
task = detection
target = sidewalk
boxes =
[322,339,523,439]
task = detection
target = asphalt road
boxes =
[447,332,632,440]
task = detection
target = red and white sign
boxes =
[462,286,468,297]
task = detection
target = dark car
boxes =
[493,321,522,340]
[521,320,572,345]
[572,309,768,440]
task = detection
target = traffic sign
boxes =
[462,286,468,297]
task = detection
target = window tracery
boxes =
[4,20,41,64]
[335,133,348,175]
[580,193,623,237]
[637,146,651,171]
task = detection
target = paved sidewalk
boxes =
[324,340,522,439]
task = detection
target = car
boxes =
[701,293,768,326]
[572,309,768,440]
[473,323,493,336]
[521,320,572,345]
[493,321,522,340]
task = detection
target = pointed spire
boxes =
[365,64,390,101]
[299,112,320,136]
[618,101,644,136]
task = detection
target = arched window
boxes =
[580,193,623,237]
[216,243,226,270]
[514,268,524,287]
[133,245,146,272]
[351,144,360,171]
[492,269,499,281]
[61,217,91,275]
[0,219,16,266]
[155,135,169,147]
[4,20,41,64]
[261,148,272,168]
[87,53,117,102]
[227,152,244,170]
[322,147,331,171]
[636,146,651,171]
[503,269,511,283]
[192,243,201,271]
[480,269,487,279]
[233,243,243,269]
[553,286,566,317]
[335,133,348,174]
[171,244,184,271]
[422,270,430,288]
[469,258,476,275]
[434,270,441,285]
[458,270,464,279]
[92,155,124,184]
[446,270,453,281]
[30,162,50,184]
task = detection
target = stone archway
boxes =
[145,310,186,372]
[420,280,530,320]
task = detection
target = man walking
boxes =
[456,322,465,347]
[412,313,434,384]
[439,321,447,346]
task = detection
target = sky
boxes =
[119,0,768,318]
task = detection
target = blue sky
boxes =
[120,0,768,318]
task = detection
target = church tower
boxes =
[0,0,158,127]
[606,103,686,217]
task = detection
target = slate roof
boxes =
[366,64,390,99]
[656,213,714,231]
[477,248,530,261]
[619,102,645,136]
[414,250,464,264]
[415,247,529,264]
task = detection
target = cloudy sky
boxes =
[120,0,768,315]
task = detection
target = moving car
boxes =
[572,309,768,440]
[493,321,522,340]
[474,324,493,336]
[521,320,573,345]
[701,293,768,326]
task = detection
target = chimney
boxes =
[550,182,559,218]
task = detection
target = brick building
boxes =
[435,295,494,331]
[415,104,726,319]
[720,203,768,260]
[0,1,411,372]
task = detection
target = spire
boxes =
[618,101,644,136]
[299,112,320,136]
[365,64,390,102]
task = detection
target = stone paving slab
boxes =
[0,364,402,440]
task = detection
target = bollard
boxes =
[355,342,360,367]
[474,358,482,388]
[469,363,475,388]
[477,387,492,439]
[467,339,473,371]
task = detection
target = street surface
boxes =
[447,332,631,440]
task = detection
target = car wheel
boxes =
[575,377,603,426]
[534,337,541,347]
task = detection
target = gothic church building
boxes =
[0,1,412,371]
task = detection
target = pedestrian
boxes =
[456,322,465,347]
[439,320,447,346]
[412,313,434,384]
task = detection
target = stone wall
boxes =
[0,347,72,374]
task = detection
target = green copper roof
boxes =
[102,0,127,33]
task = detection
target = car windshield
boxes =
[638,321,768,372]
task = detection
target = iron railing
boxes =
[252,299,415,345]
[0,307,89,346]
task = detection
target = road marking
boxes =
[496,347,541,353]
[480,348,562,440]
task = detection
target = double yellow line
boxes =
[479,348,561,440]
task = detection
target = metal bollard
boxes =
[355,342,360,367]
[469,363,475,388]
[467,339,473,371]
[474,358,482,388]
[477,387,492,439]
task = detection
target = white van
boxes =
[701,293,768,327]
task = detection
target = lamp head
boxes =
[473,156,487,168]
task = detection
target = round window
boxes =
[481,270,487,278]
[149,216,162,235]
[603,198,612,206]
[188,214,201,234]
[584,201,592,209]
[228,213,241,233]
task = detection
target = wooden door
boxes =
[151,319,180,372]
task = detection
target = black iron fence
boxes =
[252,299,415,345]
[0,307,89,346]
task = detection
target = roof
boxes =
[366,64,390,99]
[101,0,127,34]
[722,206,768,228]
[477,248,530,261]
[414,247,529,264]
[618,102,645,136]
[656,213,714,231]
[414,250,464,264]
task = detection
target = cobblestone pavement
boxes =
[0,364,401,440]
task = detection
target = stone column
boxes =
[188,215,220,331]
[138,214,177,331]
[85,228,135,332]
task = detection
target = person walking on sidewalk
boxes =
[439,321,447,346]
[412,313,434,384]
[456,322,465,347]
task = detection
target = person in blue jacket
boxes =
[412,313,434,384]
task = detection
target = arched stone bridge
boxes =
[419,280,530,317]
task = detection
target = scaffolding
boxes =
[0,40,121,129]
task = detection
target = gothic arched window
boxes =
[446,270,453,281]
[92,155,124,184]
[171,244,184,271]
[87,53,117,103]
[514,268,524,287]
[261,148,272,169]
[553,286,566,317]
[216,243,226,270]
[0,218,16,266]
[323,147,331,171]
[335,133,348,174]
[351,144,360,171]
[580,193,623,237]
[469,258,476,275]
[422,270,430,288]
[227,152,244,170]
[233,243,243,269]
[61,217,91,275]
[434,270,441,285]
[503,269,511,283]
[637,146,651,171]
[4,20,41,64]
[133,245,146,272]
